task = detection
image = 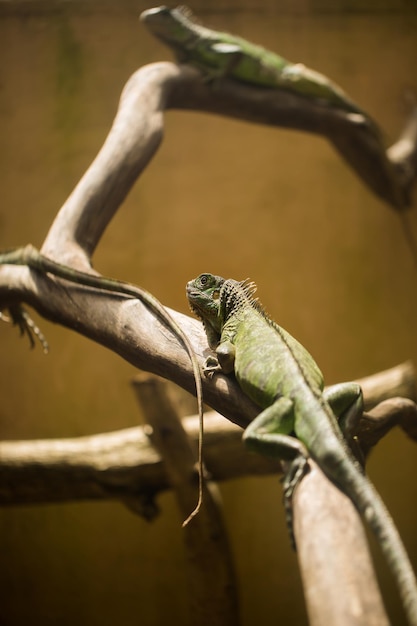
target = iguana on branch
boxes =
[0,245,204,526]
[186,272,417,626]
[140,5,368,119]
[141,6,417,261]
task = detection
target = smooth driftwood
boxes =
[286,393,417,626]
[0,362,414,510]
[134,373,417,626]
[0,410,279,509]
[356,396,417,458]
[359,361,417,410]
[290,387,417,626]
[34,61,416,261]
[38,62,417,264]
[132,373,240,626]
[293,460,390,626]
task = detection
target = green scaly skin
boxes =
[0,245,204,526]
[140,5,368,118]
[186,272,417,626]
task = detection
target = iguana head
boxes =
[140,6,201,54]
[186,273,225,347]
[187,272,259,348]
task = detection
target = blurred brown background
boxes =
[0,1,416,624]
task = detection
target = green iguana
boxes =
[0,245,204,526]
[141,6,417,264]
[140,5,367,118]
[186,272,417,626]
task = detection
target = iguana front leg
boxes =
[203,338,236,377]
[204,326,311,541]
[242,398,310,478]
[205,331,311,537]
[206,43,245,80]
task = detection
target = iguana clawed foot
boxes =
[281,455,310,549]
[1,304,49,353]
[203,355,223,378]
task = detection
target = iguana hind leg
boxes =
[243,397,310,548]
[324,382,363,436]
[324,382,364,463]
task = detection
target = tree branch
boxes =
[38,62,417,269]
[293,460,391,626]
[0,362,413,510]
[132,373,240,626]
[0,409,276,509]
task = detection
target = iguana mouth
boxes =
[186,282,220,324]
[186,288,205,320]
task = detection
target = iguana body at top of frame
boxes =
[141,5,368,118]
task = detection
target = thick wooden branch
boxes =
[0,410,278,509]
[132,374,240,626]
[293,460,390,626]
[0,263,415,435]
[357,397,417,458]
[387,104,417,205]
[359,360,417,410]
[0,362,414,510]
[292,393,417,626]
[38,62,416,269]
[0,259,259,429]
[169,67,417,211]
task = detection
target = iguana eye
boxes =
[200,274,208,286]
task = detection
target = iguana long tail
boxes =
[0,245,205,525]
[335,458,417,625]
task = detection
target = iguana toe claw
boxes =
[282,456,310,550]
[3,304,49,353]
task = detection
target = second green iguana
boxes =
[186,271,417,625]
[140,5,368,118]
[141,6,417,262]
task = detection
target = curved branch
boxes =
[0,410,278,509]
[40,63,417,270]
[0,364,413,510]
[357,397,417,458]
[293,459,390,626]
[387,104,417,203]
[131,374,240,625]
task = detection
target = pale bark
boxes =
[0,362,414,509]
